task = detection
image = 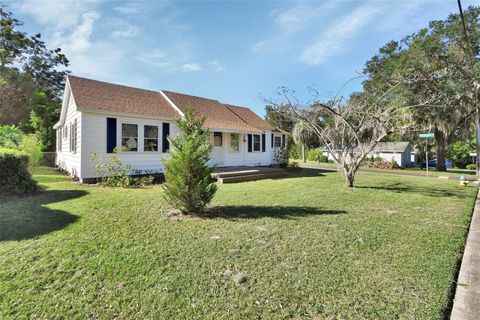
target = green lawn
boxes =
[0,167,477,319]
[405,167,477,177]
[293,159,478,177]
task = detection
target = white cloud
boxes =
[113,4,141,15]
[251,1,338,56]
[274,1,338,34]
[138,50,203,72]
[109,20,140,38]
[181,63,202,72]
[64,11,100,54]
[16,0,101,56]
[17,0,99,29]
[114,2,169,15]
[16,0,220,80]
[251,39,274,56]
[300,5,379,65]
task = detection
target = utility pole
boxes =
[457,0,480,176]
[425,140,429,178]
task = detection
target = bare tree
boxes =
[265,80,434,187]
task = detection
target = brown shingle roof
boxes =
[224,104,274,131]
[162,91,261,133]
[272,127,289,134]
[67,75,270,133]
[68,75,180,118]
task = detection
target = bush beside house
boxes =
[0,148,37,194]
[0,125,43,168]
[365,159,402,170]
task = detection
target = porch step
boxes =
[217,170,288,183]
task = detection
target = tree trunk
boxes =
[476,102,480,176]
[346,174,355,187]
[302,144,306,163]
[344,167,356,187]
[435,129,447,172]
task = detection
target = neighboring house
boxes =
[321,142,416,167]
[371,142,414,167]
[54,76,288,183]
[411,149,419,167]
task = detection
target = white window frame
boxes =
[253,134,261,152]
[144,125,159,152]
[229,133,240,152]
[274,136,282,148]
[57,128,62,151]
[70,119,77,154]
[213,132,223,147]
[121,123,139,152]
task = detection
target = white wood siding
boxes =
[55,90,82,177]
[209,132,275,167]
[244,132,273,166]
[80,112,180,180]
[56,95,278,180]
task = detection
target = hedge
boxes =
[466,163,476,170]
[307,149,329,163]
[0,148,37,194]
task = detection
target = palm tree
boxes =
[292,121,316,163]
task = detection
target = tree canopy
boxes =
[362,5,479,171]
[0,5,70,150]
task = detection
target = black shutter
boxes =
[282,134,286,148]
[247,134,252,152]
[106,117,117,153]
[162,123,170,153]
[271,133,273,148]
[262,134,266,152]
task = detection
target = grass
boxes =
[405,167,477,177]
[293,159,478,177]
[0,167,477,319]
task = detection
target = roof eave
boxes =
[79,107,181,121]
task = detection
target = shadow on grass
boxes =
[205,205,346,220]
[0,189,87,242]
[356,182,473,199]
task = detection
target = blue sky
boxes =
[9,0,479,116]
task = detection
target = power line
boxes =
[457,0,473,55]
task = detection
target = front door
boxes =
[212,132,224,165]
[272,135,283,164]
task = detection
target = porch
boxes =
[213,166,287,183]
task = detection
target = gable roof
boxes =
[224,104,274,131]
[57,75,275,133]
[68,75,180,118]
[374,142,411,153]
[161,91,260,132]
[272,127,289,134]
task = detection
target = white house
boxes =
[371,142,415,167]
[54,76,288,183]
[322,142,416,167]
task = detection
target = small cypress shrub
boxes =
[162,106,217,214]
[0,149,37,194]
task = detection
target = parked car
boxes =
[422,159,453,168]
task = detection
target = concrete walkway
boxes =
[451,188,480,320]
